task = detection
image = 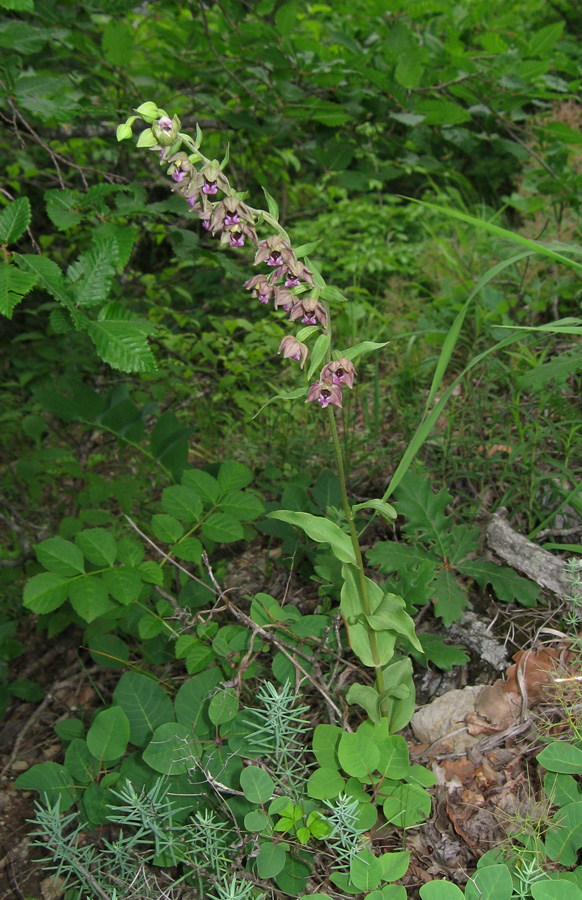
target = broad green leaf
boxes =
[0,196,31,243]
[102,19,134,66]
[172,536,203,563]
[65,739,98,785]
[201,513,244,543]
[0,262,37,318]
[532,880,582,900]
[113,671,174,747]
[383,782,431,828]
[45,189,83,230]
[341,564,397,666]
[413,634,469,671]
[182,469,220,504]
[88,634,129,669]
[245,811,269,831]
[208,688,238,725]
[174,669,223,734]
[432,569,467,626]
[465,864,514,900]
[420,882,465,900]
[365,592,422,651]
[88,320,157,374]
[14,254,84,327]
[151,514,184,544]
[35,536,84,576]
[338,731,380,778]
[68,576,114,622]
[528,21,564,57]
[86,706,130,763]
[150,410,190,477]
[379,850,410,882]
[347,683,383,723]
[262,187,279,221]
[101,567,143,604]
[161,485,203,524]
[136,561,163,585]
[375,733,410,779]
[350,848,383,891]
[307,766,345,800]
[217,461,253,493]
[23,572,69,614]
[545,772,582,807]
[312,723,342,769]
[219,491,264,521]
[142,723,196,775]
[538,742,582,775]
[546,801,582,865]
[341,341,390,361]
[14,762,76,810]
[240,765,275,803]
[395,54,424,89]
[353,499,396,522]
[256,841,287,879]
[269,511,356,565]
[67,236,118,307]
[75,528,117,566]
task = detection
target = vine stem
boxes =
[327,406,387,707]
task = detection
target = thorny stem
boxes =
[327,406,387,710]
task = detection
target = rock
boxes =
[411,685,484,752]
[11,759,30,773]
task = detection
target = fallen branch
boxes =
[486,511,569,599]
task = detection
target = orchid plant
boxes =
[117,102,421,729]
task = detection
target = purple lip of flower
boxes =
[302,314,317,325]
[285,275,301,287]
[186,196,197,208]
[159,149,166,160]
[318,390,333,408]
[172,170,186,182]
[203,181,218,195]
[224,213,240,226]
[230,234,245,247]
[201,219,211,230]
[267,251,282,266]
[157,117,173,132]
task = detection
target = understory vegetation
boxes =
[1,1,582,899]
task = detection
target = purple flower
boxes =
[225,213,240,226]
[244,274,274,305]
[254,236,296,268]
[267,250,282,266]
[172,169,186,183]
[307,380,343,409]
[288,295,327,328]
[273,286,295,312]
[230,233,245,247]
[320,357,356,389]
[157,116,173,133]
[203,181,218,195]
[285,275,301,287]
[201,218,211,230]
[278,336,308,369]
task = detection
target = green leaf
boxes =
[379,850,410,882]
[375,733,410,779]
[432,569,467,626]
[172,536,203,563]
[346,684,383,724]
[201,514,244,543]
[350,848,383,892]
[538,742,582,775]
[415,100,471,125]
[307,333,331,381]
[182,469,220,504]
[150,411,190,478]
[395,54,424,89]
[0,262,37,319]
[341,565,397,667]
[256,841,287,879]
[413,634,469,671]
[245,811,269,832]
[113,671,174,747]
[86,706,130,763]
[75,528,117,567]
[458,560,540,607]
[353,499,396,522]
[341,341,390,361]
[174,669,223,734]
[102,19,134,66]
[532,880,582,900]
[101,567,143,604]
[68,576,114,622]
[262,187,279,221]
[240,765,275,803]
[87,320,157,374]
[0,197,31,243]
[35,537,84,576]
[218,461,253,493]
[45,189,83,230]
[14,254,83,326]
[365,592,422,652]
[383,782,431,828]
[420,882,465,900]
[65,739,98,784]
[307,766,345,800]
[0,0,35,11]
[465,865,514,900]
[14,762,76,810]
[546,801,582,865]
[67,236,118,307]
[219,491,264,522]
[269,510,356,565]
[151,514,185,543]
[312,723,342,769]
[338,731,380,778]
[142,723,196,775]
[88,634,130,669]
[208,689,238,725]
[528,21,564,58]
[161,485,203,524]
[23,572,69,614]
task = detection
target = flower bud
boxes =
[152,114,181,146]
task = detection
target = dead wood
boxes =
[486,511,569,599]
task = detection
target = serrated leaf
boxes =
[14,254,84,326]
[201,514,244,543]
[23,572,69,614]
[75,528,117,567]
[45,189,83,230]
[0,262,37,319]
[151,514,185,544]
[68,576,114,622]
[432,569,467,625]
[172,536,203,563]
[67,236,118,307]
[217,461,252,493]
[0,197,31,243]
[161,485,203,524]
[101,567,143,604]
[87,320,157,373]
[36,536,85,576]
[396,471,453,543]
[219,491,264,521]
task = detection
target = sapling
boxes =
[117,103,422,729]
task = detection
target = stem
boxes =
[327,406,386,707]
